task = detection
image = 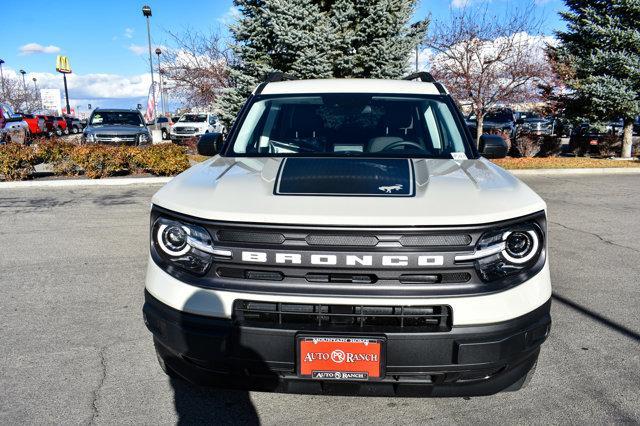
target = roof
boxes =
[258,78,443,96]
[93,108,141,112]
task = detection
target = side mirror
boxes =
[479,134,508,159]
[197,132,223,156]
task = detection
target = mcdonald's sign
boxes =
[56,55,72,74]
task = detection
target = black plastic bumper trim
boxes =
[143,290,550,395]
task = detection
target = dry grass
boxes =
[492,157,640,170]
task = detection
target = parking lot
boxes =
[0,174,638,425]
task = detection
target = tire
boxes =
[162,129,168,140]
[504,360,537,392]
[63,128,69,135]
[55,128,62,137]
[72,126,79,134]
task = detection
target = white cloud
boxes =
[451,0,471,8]
[128,44,146,55]
[3,67,152,100]
[217,6,240,25]
[124,28,134,39]
[19,43,61,55]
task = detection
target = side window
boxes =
[209,115,217,125]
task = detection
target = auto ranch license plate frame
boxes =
[296,336,386,381]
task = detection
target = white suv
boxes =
[169,112,224,142]
[143,73,551,396]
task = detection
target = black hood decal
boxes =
[274,158,415,197]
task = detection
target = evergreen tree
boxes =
[217,0,427,125]
[330,0,427,78]
[555,0,640,157]
[217,0,334,125]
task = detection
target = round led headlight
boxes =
[502,230,539,264]
[157,223,190,256]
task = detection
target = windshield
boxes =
[179,114,207,123]
[90,111,143,126]
[229,94,472,158]
[485,110,513,122]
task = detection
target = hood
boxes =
[86,124,147,134]
[174,122,208,127]
[152,157,546,226]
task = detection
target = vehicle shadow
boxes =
[170,377,259,425]
[163,291,279,425]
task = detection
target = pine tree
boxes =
[217,0,427,125]
[217,0,334,125]
[330,0,427,78]
[555,0,640,157]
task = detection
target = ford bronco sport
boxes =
[143,73,551,396]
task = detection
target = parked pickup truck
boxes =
[143,73,551,397]
[169,113,225,143]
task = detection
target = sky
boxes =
[0,0,567,112]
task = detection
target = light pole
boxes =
[20,70,27,111]
[142,5,156,121]
[0,59,5,98]
[155,48,166,116]
[32,77,41,110]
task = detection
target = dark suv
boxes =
[82,109,151,146]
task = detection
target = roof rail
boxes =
[264,71,298,83]
[402,72,437,83]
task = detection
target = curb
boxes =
[509,167,640,176]
[0,176,173,189]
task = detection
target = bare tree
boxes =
[161,29,230,110]
[426,4,554,145]
[2,77,40,113]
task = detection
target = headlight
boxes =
[138,133,150,143]
[455,220,544,283]
[84,133,96,143]
[152,217,217,275]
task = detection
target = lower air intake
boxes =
[233,301,452,332]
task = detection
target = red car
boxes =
[18,113,46,137]
[37,115,60,137]
[53,116,69,135]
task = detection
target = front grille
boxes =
[213,228,473,248]
[217,230,286,244]
[95,134,137,143]
[174,126,196,134]
[233,301,452,332]
[400,234,471,247]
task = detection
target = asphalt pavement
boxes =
[0,174,638,425]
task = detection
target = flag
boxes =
[144,83,156,122]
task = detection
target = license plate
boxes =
[297,336,384,381]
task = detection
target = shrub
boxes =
[0,143,37,181]
[538,135,562,157]
[133,144,190,176]
[512,134,540,157]
[70,145,130,178]
[34,138,77,163]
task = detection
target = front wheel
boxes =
[72,126,79,134]
[162,129,168,140]
[63,128,69,135]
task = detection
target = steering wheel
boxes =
[380,140,425,152]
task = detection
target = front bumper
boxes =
[170,133,202,141]
[144,290,551,396]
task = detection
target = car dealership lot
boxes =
[0,175,638,425]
